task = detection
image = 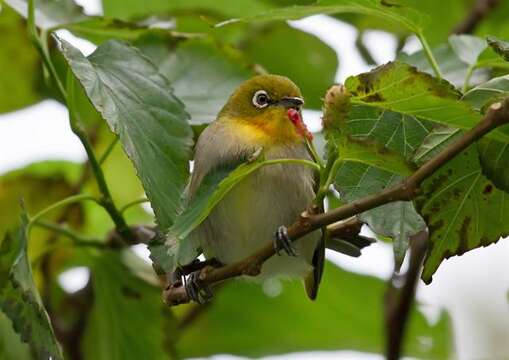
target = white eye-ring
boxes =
[252,90,270,108]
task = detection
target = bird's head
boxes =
[219,74,312,145]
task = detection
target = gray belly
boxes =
[193,151,319,279]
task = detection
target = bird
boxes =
[183,74,324,302]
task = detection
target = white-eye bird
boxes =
[185,74,324,301]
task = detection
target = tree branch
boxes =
[164,98,509,306]
[453,0,500,34]
[385,230,428,360]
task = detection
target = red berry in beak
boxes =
[287,108,313,141]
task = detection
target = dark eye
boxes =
[252,90,270,108]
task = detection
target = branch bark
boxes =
[385,231,428,360]
[453,0,499,34]
[164,98,509,306]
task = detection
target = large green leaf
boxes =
[238,22,337,109]
[345,61,509,143]
[414,141,509,283]
[178,261,450,358]
[59,39,194,231]
[5,0,86,29]
[0,213,63,359]
[82,251,176,360]
[139,38,253,125]
[0,6,42,113]
[463,75,509,111]
[323,84,429,268]
[217,0,428,35]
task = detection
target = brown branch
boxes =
[452,0,499,34]
[163,98,509,306]
[385,231,428,360]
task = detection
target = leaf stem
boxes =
[27,0,67,100]
[98,136,119,164]
[33,220,105,247]
[29,194,98,227]
[120,198,150,214]
[261,158,321,172]
[416,31,443,79]
[462,65,475,93]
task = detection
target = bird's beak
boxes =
[277,96,304,109]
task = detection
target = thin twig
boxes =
[453,0,500,34]
[163,97,509,306]
[385,231,428,360]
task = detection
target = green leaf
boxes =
[0,6,42,113]
[478,138,509,193]
[178,262,451,358]
[415,144,509,283]
[82,251,176,360]
[0,213,63,359]
[487,35,509,62]
[217,0,428,35]
[449,34,487,66]
[59,39,194,231]
[463,75,509,111]
[335,162,425,269]
[139,38,253,125]
[5,0,87,29]
[238,22,338,109]
[345,61,509,143]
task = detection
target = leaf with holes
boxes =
[59,39,194,231]
[323,87,420,176]
[0,213,63,360]
[415,145,509,283]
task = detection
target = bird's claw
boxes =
[184,270,213,304]
[274,225,298,256]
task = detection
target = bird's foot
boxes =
[274,225,298,256]
[184,267,214,304]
